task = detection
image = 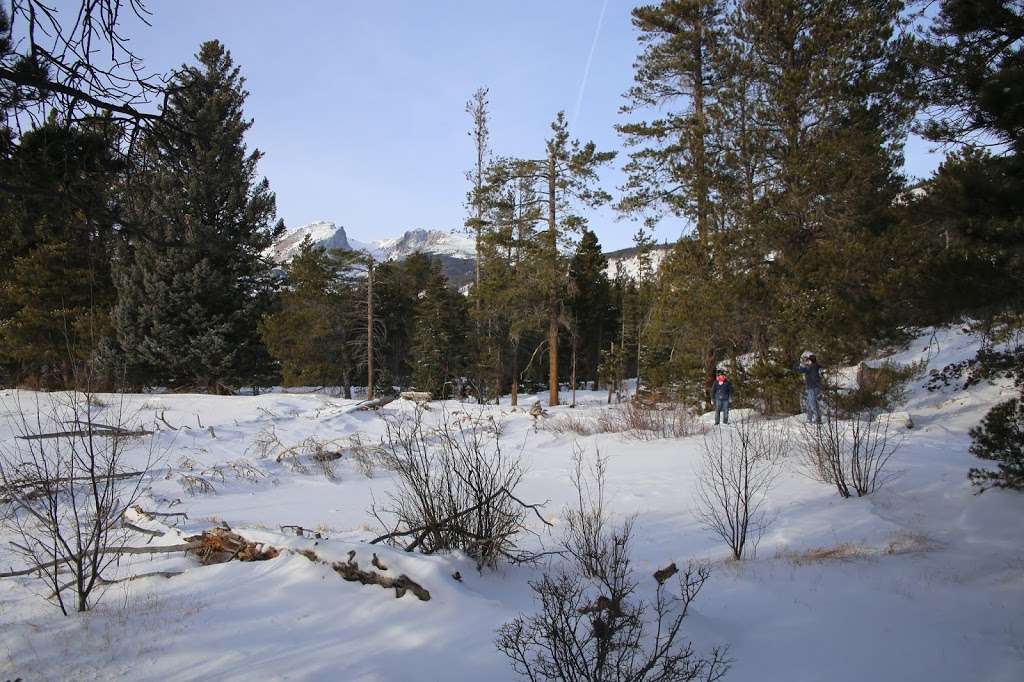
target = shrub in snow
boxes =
[848,360,923,412]
[799,404,902,498]
[969,396,1024,491]
[0,391,156,614]
[496,452,730,681]
[543,402,702,440]
[696,416,785,560]
[372,406,544,568]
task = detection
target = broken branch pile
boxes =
[184,528,280,565]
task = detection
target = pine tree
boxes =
[619,0,727,242]
[260,238,361,395]
[411,262,469,398]
[733,0,913,363]
[901,0,1024,326]
[525,112,615,406]
[917,0,1024,153]
[472,161,547,405]
[567,229,613,391]
[112,41,284,392]
[373,254,436,390]
[0,120,120,387]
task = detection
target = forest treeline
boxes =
[0,0,1021,420]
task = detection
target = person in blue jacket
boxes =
[711,371,732,425]
[796,354,823,424]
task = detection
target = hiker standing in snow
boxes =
[796,354,823,424]
[711,371,732,425]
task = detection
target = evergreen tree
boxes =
[411,262,469,398]
[733,0,913,363]
[902,0,1024,326]
[619,0,727,242]
[525,112,615,406]
[112,41,284,392]
[260,238,361,396]
[374,254,435,389]
[567,229,614,390]
[464,87,495,402]
[916,0,1024,153]
[0,120,120,387]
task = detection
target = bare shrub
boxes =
[496,449,730,681]
[178,473,216,496]
[542,411,596,436]
[799,405,902,498]
[695,416,785,560]
[227,458,266,483]
[247,426,282,459]
[249,430,344,480]
[0,391,157,614]
[370,406,546,569]
[544,402,702,440]
[606,401,703,440]
[346,432,379,478]
[200,466,226,485]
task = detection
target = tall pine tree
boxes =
[112,41,284,392]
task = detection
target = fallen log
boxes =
[97,570,182,585]
[0,542,201,578]
[122,521,165,538]
[185,528,279,565]
[47,570,182,596]
[280,525,322,539]
[61,420,123,431]
[2,471,146,494]
[328,551,429,601]
[128,506,189,524]
[17,429,153,441]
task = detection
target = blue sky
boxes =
[113,1,942,250]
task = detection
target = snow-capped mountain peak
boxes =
[268,220,351,262]
[356,228,475,262]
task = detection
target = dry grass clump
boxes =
[778,543,873,565]
[778,531,932,566]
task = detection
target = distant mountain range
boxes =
[269,221,671,287]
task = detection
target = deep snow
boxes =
[1,326,1022,681]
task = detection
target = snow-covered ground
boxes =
[1,327,1023,681]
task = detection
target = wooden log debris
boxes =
[184,528,279,565]
[17,429,152,441]
[326,550,430,601]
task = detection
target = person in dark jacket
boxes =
[711,371,732,425]
[795,354,822,424]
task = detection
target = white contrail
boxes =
[572,0,610,128]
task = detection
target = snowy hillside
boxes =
[2,326,1022,681]
[604,243,671,280]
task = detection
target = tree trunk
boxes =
[510,339,520,407]
[546,154,560,407]
[367,256,374,401]
[571,335,577,408]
